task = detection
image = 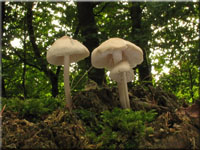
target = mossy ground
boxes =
[1,85,200,149]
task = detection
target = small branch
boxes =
[11,48,42,71]
[0,104,6,118]
[73,23,80,39]
[94,3,110,16]
[71,66,93,90]
[91,2,101,8]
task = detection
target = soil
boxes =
[1,85,200,149]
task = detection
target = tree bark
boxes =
[77,2,105,86]
[22,52,27,98]
[1,2,5,32]
[26,2,59,97]
[130,3,152,85]
[49,71,59,97]
[1,2,7,97]
[22,14,27,99]
[188,67,194,102]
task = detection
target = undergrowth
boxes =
[2,97,157,148]
[1,97,65,121]
[74,108,157,149]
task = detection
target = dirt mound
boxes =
[2,110,88,149]
[73,85,180,114]
[140,108,200,149]
[1,85,200,149]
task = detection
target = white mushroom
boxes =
[91,38,143,109]
[47,36,89,109]
[110,61,134,108]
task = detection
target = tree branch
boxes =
[94,2,110,16]
[26,2,41,58]
[26,2,53,75]
[12,48,42,71]
[73,22,80,39]
[56,66,61,76]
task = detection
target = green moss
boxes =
[1,97,65,122]
[75,108,157,149]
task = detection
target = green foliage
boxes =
[2,97,65,120]
[97,108,156,149]
[2,2,199,104]
[157,64,199,103]
[76,108,157,149]
[148,2,199,103]
[74,109,96,122]
[74,109,100,132]
[94,2,131,42]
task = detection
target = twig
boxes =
[0,104,6,117]
[71,66,93,90]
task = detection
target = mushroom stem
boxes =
[118,83,126,108]
[118,72,130,109]
[64,55,72,108]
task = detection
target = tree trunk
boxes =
[1,2,7,97]
[1,78,6,97]
[77,2,105,86]
[26,2,59,97]
[22,15,27,99]
[130,3,152,85]
[22,62,27,98]
[188,67,194,102]
[49,73,59,97]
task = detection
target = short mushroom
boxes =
[47,36,89,109]
[91,38,143,109]
[110,61,134,108]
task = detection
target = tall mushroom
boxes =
[91,38,143,109]
[47,36,89,109]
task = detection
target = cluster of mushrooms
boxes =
[47,36,143,110]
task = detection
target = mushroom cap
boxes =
[47,36,89,66]
[110,61,134,82]
[91,38,143,70]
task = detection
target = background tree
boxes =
[2,2,62,98]
[77,2,105,85]
[147,2,199,102]
[1,2,6,97]
[1,1,199,103]
[130,2,152,85]
[26,2,61,97]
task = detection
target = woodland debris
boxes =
[1,85,199,149]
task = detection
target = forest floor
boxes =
[1,84,200,149]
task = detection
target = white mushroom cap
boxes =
[110,61,134,82]
[91,38,143,70]
[47,36,89,66]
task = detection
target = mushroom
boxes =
[91,38,143,109]
[109,61,134,108]
[47,36,89,109]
